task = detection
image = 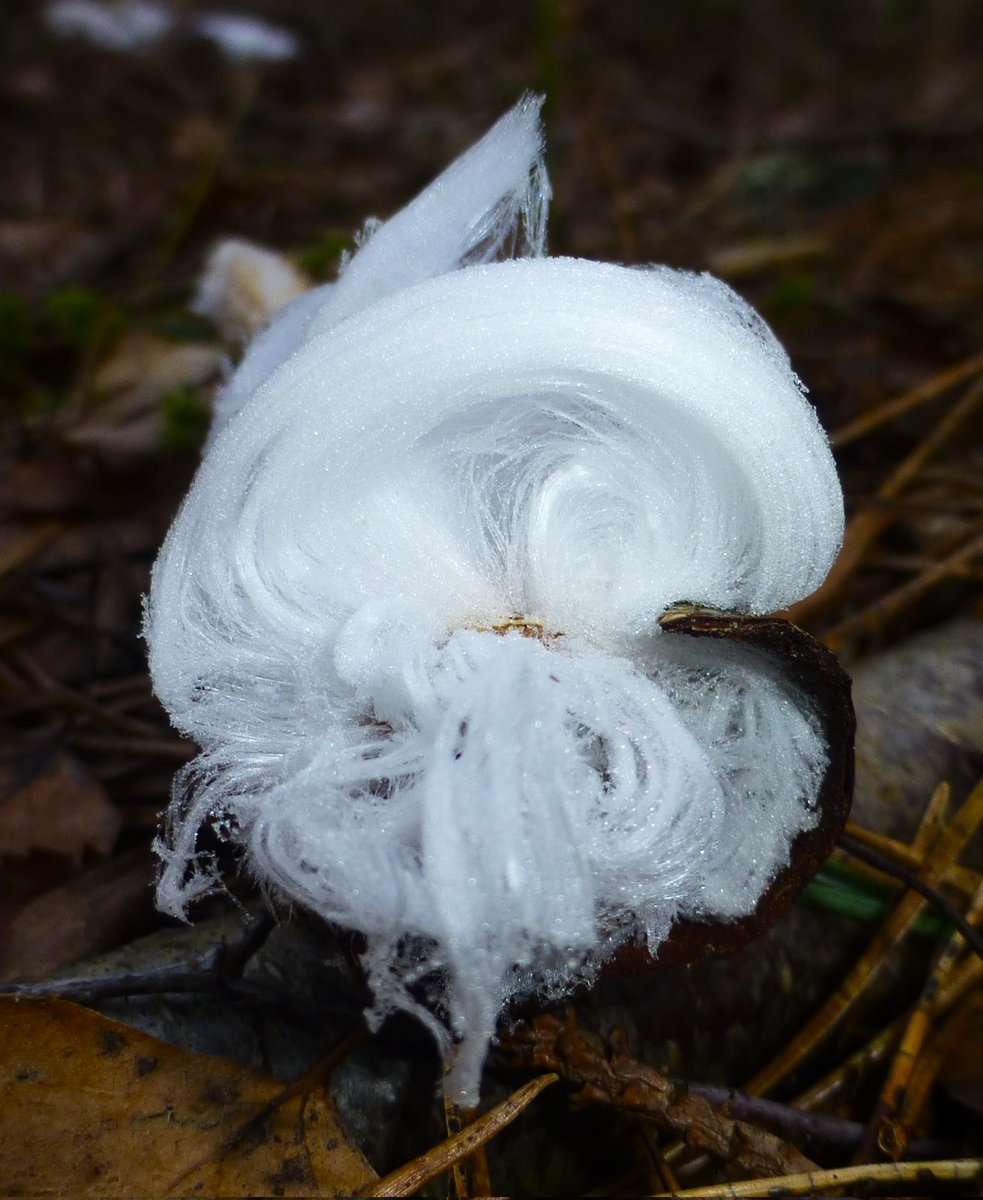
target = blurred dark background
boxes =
[3,0,983,428]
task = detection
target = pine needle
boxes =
[366,1074,558,1198]
[747,778,983,1096]
[831,352,983,448]
[651,1157,983,1198]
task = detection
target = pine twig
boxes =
[792,1018,901,1111]
[747,778,983,1097]
[652,1157,983,1198]
[790,375,983,626]
[838,831,983,964]
[444,1088,493,1199]
[504,1013,817,1180]
[839,822,981,902]
[793,935,983,1114]
[830,352,983,448]
[824,526,983,651]
[367,1074,558,1198]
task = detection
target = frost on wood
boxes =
[146,96,845,1102]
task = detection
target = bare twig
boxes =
[66,732,194,761]
[367,1074,559,1197]
[505,1014,816,1179]
[1,649,160,738]
[858,875,983,1161]
[3,914,274,1004]
[838,822,981,902]
[831,352,983,448]
[838,832,983,964]
[0,521,61,580]
[794,936,983,1115]
[790,375,983,626]
[443,1088,492,1200]
[747,779,983,1096]
[824,527,983,650]
[793,1018,901,1112]
[651,1157,983,1198]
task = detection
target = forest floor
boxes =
[2,2,983,1196]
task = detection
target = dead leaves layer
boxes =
[0,995,376,1197]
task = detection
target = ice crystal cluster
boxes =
[46,1,298,61]
[147,97,844,1101]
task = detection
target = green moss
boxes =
[160,387,212,452]
[298,233,356,280]
[42,285,103,347]
[803,862,947,940]
[0,291,34,359]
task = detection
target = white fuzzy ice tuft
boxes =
[45,2,299,63]
[192,12,299,63]
[146,97,844,1102]
[45,0,171,51]
[193,239,310,344]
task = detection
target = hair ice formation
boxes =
[147,96,845,1102]
[45,1,299,62]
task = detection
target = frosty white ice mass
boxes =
[146,96,845,1101]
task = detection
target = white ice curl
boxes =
[147,97,844,1102]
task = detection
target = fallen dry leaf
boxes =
[0,749,121,862]
[0,846,158,981]
[93,331,223,412]
[0,995,377,1197]
[67,332,223,460]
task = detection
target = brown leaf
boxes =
[0,749,121,862]
[93,332,223,412]
[0,847,158,981]
[67,332,223,460]
[0,996,377,1197]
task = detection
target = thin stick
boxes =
[67,732,194,761]
[221,1028,366,1154]
[444,1090,493,1199]
[871,375,983,502]
[684,1083,888,1155]
[910,778,954,859]
[856,1006,932,1162]
[746,779,983,1097]
[2,649,160,738]
[790,375,983,626]
[793,940,983,1113]
[792,1018,901,1111]
[858,876,983,1161]
[936,953,983,1013]
[838,832,983,963]
[871,551,983,582]
[824,527,983,650]
[897,1035,946,1142]
[366,1074,558,1198]
[650,1157,983,1198]
[831,352,983,448]
[839,824,981,902]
